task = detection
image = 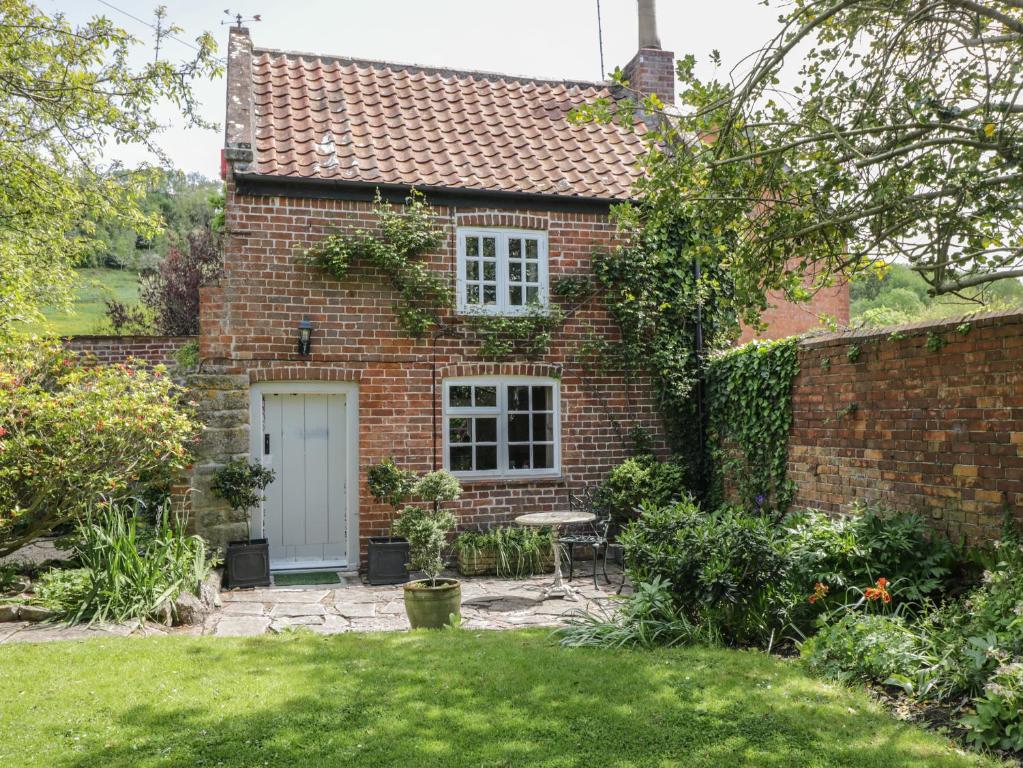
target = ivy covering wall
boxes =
[705,338,801,515]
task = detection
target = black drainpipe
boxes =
[693,254,707,493]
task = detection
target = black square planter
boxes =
[224,538,271,589]
[367,536,410,585]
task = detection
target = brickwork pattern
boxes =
[197,180,669,561]
[623,48,676,107]
[64,335,193,367]
[786,310,1023,543]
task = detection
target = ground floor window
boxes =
[443,377,559,478]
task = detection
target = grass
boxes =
[0,630,1002,768]
[31,268,142,336]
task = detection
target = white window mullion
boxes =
[497,383,508,473]
[497,232,509,314]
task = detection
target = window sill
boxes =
[455,306,552,318]
[453,473,564,487]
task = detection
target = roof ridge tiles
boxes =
[251,47,610,91]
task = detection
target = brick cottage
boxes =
[185,4,848,571]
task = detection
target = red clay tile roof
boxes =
[247,48,648,200]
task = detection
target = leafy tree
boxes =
[0,339,199,557]
[138,225,223,335]
[0,1,220,330]
[851,264,1023,326]
[578,0,1023,308]
[86,172,224,270]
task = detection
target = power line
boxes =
[94,0,226,62]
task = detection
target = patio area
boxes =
[0,567,623,643]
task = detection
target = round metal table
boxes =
[515,511,596,600]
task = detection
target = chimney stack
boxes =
[623,0,675,107]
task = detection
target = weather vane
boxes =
[222,9,262,28]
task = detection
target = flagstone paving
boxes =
[0,567,624,643]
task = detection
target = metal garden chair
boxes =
[559,485,615,589]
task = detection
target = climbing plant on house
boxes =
[584,197,742,481]
[306,192,564,360]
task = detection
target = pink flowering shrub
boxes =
[0,338,199,556]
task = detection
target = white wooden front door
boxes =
[261,392,349,569]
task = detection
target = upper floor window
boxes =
[456,229,549,315]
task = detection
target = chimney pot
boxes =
[638,0,661,50]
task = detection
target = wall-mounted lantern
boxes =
[297,317,314,356]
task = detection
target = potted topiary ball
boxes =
[211,459,276,589]
[392,470,462,629]
[366,458,418,585]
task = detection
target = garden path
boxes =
[0,567,623,643]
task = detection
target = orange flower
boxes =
[808,582,829,604]
[864,577,891,604]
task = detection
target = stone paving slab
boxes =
[214,615,272,637]
[0,566,625,643]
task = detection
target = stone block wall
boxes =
[785,309,1023,543]
[177,372,252,549]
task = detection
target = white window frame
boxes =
[443,376,561,479]
[455,228,550,316]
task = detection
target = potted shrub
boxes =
[366,458,418,585]
[392,470,462,629]
[211,459,276,589]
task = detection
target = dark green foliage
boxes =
[614,501,957,649]
[87,172,223,270]
[705,338,800,514]
[210,459,276,514]
[783,506,956,606]
[550,275,592,303]
[366,457,418,507]
[594,456,688,525]
[590,205,739,459]
[801,520,1023,751]
[619,499,789,646]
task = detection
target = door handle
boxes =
[264,434,270,455]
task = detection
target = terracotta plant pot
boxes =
[402,578,461,629]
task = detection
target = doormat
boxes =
[273,571,342,586]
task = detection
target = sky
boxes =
[44,0,780,178]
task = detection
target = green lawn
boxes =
[0,630,1000,768]
[31,268,142,336]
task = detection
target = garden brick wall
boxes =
[64,335,193,367]
[786,309,1023,544]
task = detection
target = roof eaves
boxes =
[233,173,632,212]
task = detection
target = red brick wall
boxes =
[786,310,1023,543]
[64,335,193,367]
[739,283,851,343]
[205,180,669,561]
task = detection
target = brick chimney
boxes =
[623,0,675,107]
[223,26,254,172]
